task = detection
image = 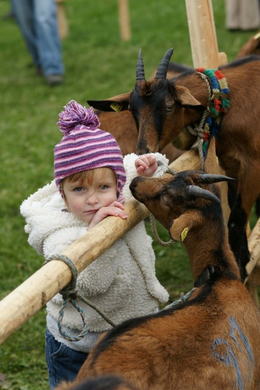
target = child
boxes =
[20,100,169,389]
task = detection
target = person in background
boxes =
[11,0,64,86]
[225,0,260,31]
[20,100,169,389]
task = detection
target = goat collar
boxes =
[194,265,220,287]
[187,68,230,168]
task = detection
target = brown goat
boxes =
[87,49,260,280]
[56,165,260,390]
[237,31,260,58]
[95,61,191,161]
[236,32,260,218]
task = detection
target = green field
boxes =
[0,0,258,388]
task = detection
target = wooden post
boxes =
[245,218,260,306]
[185,0,229,224]
[247,219,260,277]
[185,0,220,68]
[56,0,68,39]
[185,0,228,69]
[0,149,200,345]
[118,0,131,41]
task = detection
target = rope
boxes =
[186,72,212,169]
[161,287,197,311]
[44,254,116,342]
[187,109,209,169]
[149,213,174,246]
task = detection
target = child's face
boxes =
[63,168,117,223]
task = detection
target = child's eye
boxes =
[73,187,84,192]
[100,184,109,190]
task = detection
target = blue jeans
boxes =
[45,329,89,389]
[11,0,64,76]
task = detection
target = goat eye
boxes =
[162,194,171,207]
[165,104,174,113]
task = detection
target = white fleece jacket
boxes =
[20,153,169,351]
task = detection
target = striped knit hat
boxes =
[54,100,126,198]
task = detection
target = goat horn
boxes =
[186,185,220,203]
[197,173,235,184]
[136,49,145,81]
[155,48,174,79]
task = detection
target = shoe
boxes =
[2,11,15,20]
[36,66,44,76]
[47,74,63,86]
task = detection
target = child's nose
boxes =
[87,192,98,204]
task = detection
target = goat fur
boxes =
[87,51,260,280]
[56,141,260,390]
[236,32,260,218]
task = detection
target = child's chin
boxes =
[83,216,92,224]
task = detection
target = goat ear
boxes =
[173,85,205,110]
[87,92,131,112]
[169,212,196,241]
[254,31,260,47]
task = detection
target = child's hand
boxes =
[135,154,158,177]
[88,201,127,230]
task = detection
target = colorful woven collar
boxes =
[195,68,230,159]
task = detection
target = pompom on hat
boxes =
[54,100,126,199]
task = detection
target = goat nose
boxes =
[130,177,142,195]
[136,147,150,155]
[130,176,145,192]
[136,140,149,155]
[130,179,137,190]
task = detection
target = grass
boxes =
[0,0,258,388]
